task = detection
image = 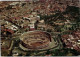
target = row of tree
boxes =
[46,48,80,56]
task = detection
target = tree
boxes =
[18,54,23,56]
[48,48,80,56]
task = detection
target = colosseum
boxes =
[20,31,53,50]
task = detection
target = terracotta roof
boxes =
[62,31,80,51]
[2,29,14,34]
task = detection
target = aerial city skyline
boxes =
[0,0,80,56]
